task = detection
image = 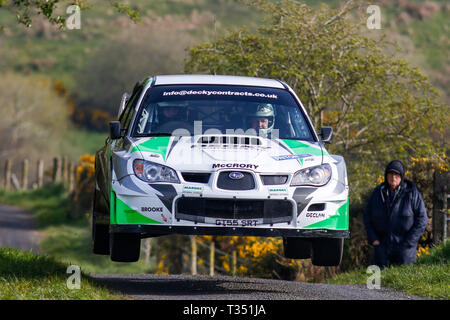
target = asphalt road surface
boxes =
[0,204,42,254]
[91,273,430,300]
[0,204,431,300]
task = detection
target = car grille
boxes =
[175,198,293,224]
[217,171,255,190]
[181,172,211,184]
[260,175,288,185]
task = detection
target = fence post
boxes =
[52,157,61,183]
[68,162,75,192]
[4,159,11,190]
[232,250,237,277]
[144,238,152,265]
[209,240,215,276]
[432,171,449,245]
[37,159,44,188]
[190,235,197,275]
[62,156,68,185]
[21,159,29,190]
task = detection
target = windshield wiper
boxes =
[279,137,311,141]
[146,133,173,137]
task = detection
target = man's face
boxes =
[387,172,402,190]
[251,117,269,130]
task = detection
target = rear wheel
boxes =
[311,238,344,266]
[92,190,110,255]
[110,233,141,262]
[92,220,110,255]
[283,237,311,259]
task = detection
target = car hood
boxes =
[130,135,326,173]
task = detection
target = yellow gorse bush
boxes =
[417,246,430,258]
[70,154,96,218]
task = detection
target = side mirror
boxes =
[109,121,121,140]
[320,127,333,144]
[117,92,131,118]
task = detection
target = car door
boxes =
[95,86,143,218]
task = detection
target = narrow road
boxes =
[0,204,431,300]
[91,273,430,300]
[0,204,42,254]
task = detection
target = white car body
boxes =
[94,75,349,264]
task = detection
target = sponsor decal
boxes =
[306,212,326,218]
[141,207,163,212]
[268,188,288,195]
[183,185,203,194]
[212,163,259,170]
[272,154,312,161]
[148,153,161,158]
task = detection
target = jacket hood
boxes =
[384,160,406,187]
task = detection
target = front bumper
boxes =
[110,224,350,239]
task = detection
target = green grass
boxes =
[1,0,263,91]
[399,10,450,70]
[0,184,71,227]
[0,185,156,274]
[57,128,107,158]
[328,241,450,299]
[0,248,125,299]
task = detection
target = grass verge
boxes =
[0,248,125,299]
[327,241,450,300]
[0,185,156,274]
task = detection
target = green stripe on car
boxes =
[130,136,171,161]
[281,139,324,157]
[111,190,162,225]
[303,199,349,230]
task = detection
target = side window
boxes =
[118,95,134,125]
[120,87,142,130]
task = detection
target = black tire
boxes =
[92,221,110,255]
[92,190,110,255]
[283,237,312,259]
[110,233,141,262]
[311,238,344,266]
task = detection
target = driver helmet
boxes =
[247,103,275,136]
[157,101,187,122]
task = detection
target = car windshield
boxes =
[132,85,314,141]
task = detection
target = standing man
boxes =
[364,160,428,268]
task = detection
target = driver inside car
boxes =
[159,105,183,123]
[247,104,275,138]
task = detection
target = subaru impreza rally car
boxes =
[92,75,349,266]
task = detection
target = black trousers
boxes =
[372,243,417,269]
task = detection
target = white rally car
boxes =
[92,75,349,266]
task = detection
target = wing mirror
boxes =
[109,121,121,140]
[319,127,333,144]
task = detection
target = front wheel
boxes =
[311,238,344,266]
[283,237,311,259]
[110,233,141,262]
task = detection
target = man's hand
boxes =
[372,240,380,246]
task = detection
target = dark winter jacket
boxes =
[364,179,428,248]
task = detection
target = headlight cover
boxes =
[290,164,332,187]
[133,159,180,183]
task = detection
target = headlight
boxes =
[133,160,180,183]
[290,164,332,187]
